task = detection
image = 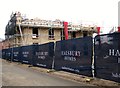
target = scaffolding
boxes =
[4,12,98,48]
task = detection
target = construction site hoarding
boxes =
[13,47,21,62]
[54,36,93,77]
[94,32,120,83]
[20,45,33,64]
[32,42,54,69]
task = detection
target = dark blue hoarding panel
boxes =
[54,37,93,76]
[2,49,7,59]
[13,47,21,62]
[21,45,33,64]
[94,33,120,83]
[32,42,54,69]
[6,48,12,61]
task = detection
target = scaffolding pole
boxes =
[18,23,24,46]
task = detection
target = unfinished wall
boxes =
[4,26,94,47]
[54,29,61,42]
[76,31,83,38]
[19,27,62,45]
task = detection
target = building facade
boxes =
[4,12,98,48]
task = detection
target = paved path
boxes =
[1,59,93,86]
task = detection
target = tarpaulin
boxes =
[97,27,100,35]
[64,22,69,40]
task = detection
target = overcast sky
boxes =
[0,0,119,39]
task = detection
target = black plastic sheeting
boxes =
[32,42,54,69]
[54,36,93,77]
[94,32,120,83]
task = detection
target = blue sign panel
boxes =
[13,47,21,62]
[6,48,12,61]
[94,33,120,83]
[2,49,7,59]
[54,37,93,76]
[21,45,33,64]
[32,42,54,69]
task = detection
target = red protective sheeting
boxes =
[64,22,69,40]
[97,27,100,35]
[118,27,120,32]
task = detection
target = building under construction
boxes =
[4,12,98,48]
